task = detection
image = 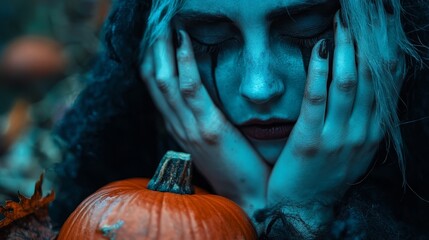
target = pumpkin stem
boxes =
[147,151,194,194]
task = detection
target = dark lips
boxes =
[238,119,295,140]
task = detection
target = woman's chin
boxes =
[249,138,288,166]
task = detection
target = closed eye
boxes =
[279,25,332,48]
[190,36,238,54]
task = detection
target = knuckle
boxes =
[199,120,223,145]
[294,142,320,157]
[336,74,357,92]
[200,129,220,145]
[180,79,200,98]
[155,76,171,94]
[304,89,326,105]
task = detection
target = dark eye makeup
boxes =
[190,36,226,54]
[279,24,332,49]
[190,36,240,55]
[189,25,331,55]
[182,2,337,55]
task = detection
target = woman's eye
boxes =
[279,26,332,49]
[190,37,238,55]
[280,35,322,48]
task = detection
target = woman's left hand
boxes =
[267,11,405,234]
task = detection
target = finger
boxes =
[176,30,226,144]
[368,105,385,144]
[348,53,374,146]
[140,48,186,138]
[324,11,357,134]
[152,29,199,140]
[292,39,330,144]
[385,14,405,87]
[153,30,180,100]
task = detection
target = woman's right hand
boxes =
[140,29,269,215]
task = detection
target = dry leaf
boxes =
[0,173,56,239]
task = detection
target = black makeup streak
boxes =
[210,52,222,107]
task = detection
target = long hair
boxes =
[53,0,429,232]
[141,0,421,183]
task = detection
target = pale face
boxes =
[175,0,338,165]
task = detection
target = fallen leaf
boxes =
[0,173,56,239]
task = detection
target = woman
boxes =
[52,0,429,238]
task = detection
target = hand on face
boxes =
[140,7,405,234]
[140,28,269,215]
[267,10,405,230]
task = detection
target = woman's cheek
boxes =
[215,50,248,120]
[194,50,241,116]
[272,42,308,108]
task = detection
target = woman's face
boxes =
[175,0,338,165]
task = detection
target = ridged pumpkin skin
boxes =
[58,178,257,240]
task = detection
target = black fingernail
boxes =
[176,30,183,48]
[339,10,348,28]
[319,39,328,59]
[383,0,394,14]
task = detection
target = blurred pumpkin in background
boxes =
[0,36,67,103]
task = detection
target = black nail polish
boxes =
[339,10,348,28]
[176,30,183,48]
[319,39,328,59]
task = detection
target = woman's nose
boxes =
[239,52,285,104]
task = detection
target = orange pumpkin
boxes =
[58,151,258,240]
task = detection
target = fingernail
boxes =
[339,10,348,28]
[176,30,183,48]
[383,0,394,14]
[319,39,328,59]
